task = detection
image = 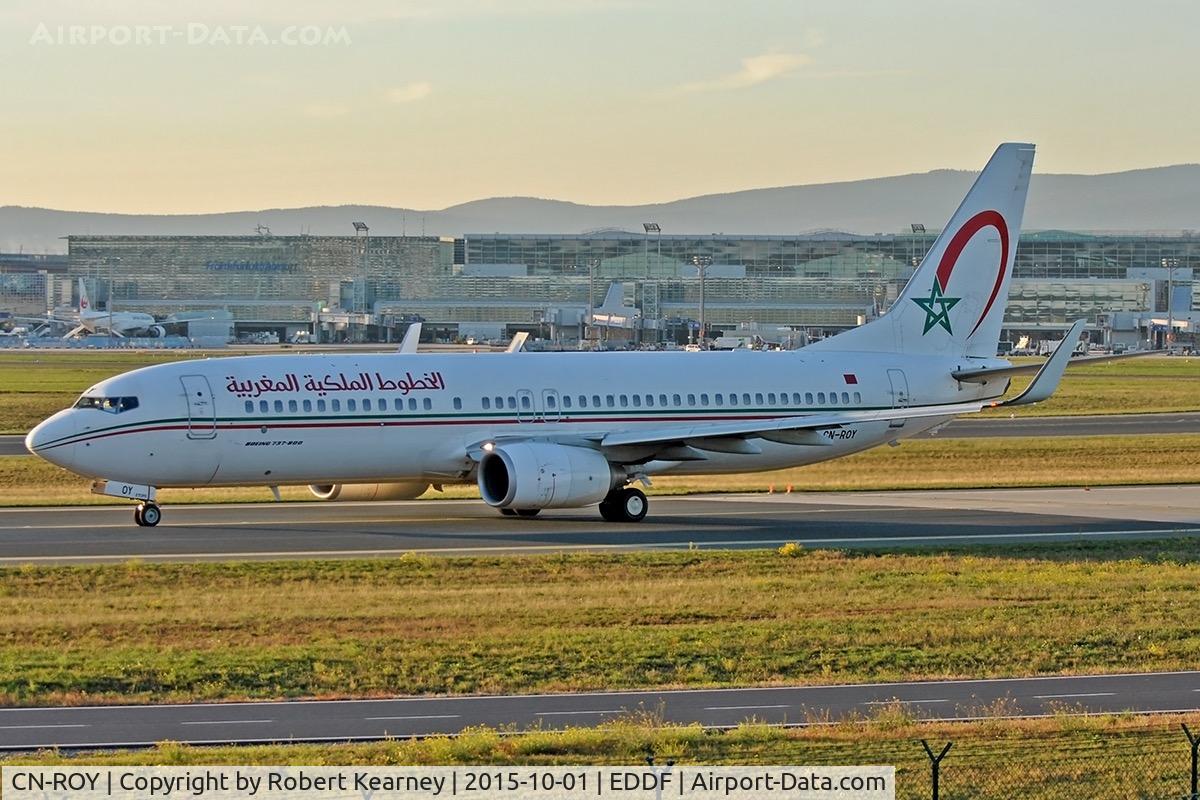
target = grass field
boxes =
[5,432,1199,506]
[0,351,1196,433]
[4,715,1194,800]
[4,543,1200,707]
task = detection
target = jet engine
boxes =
[149,325,166,338]
[478,442,620,509]
[308,482,430,501]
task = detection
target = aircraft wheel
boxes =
[616,488,648,522]
[599,488,648,523]
[133,505,145,526]
[515,508,541,518]
[138,502,161,527]
[499,508,517,517]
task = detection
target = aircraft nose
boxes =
[26,411,77,467]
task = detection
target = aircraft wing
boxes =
[596,399,989,455]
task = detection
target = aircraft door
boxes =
[886,369,910,429]
[541,389,561,422]
[515,389,535,423]
[180,375,217,439]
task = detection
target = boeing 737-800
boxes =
[27,143,1081,527]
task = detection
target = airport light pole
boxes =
[352,221,369,316]
[692,254,711,346]
[1164,257,1178,350]
[107,257,120,347]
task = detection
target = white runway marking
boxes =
[703,704,791,711]
[1034,692,1117,699]
[179,719,273,726]
[535,710,624,716]
[364,715,461,721]
[0,724,89,730]
[860,699,949,705]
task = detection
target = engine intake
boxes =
[308,482,429,501]
[478,442,620,509]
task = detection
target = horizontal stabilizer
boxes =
[953,347,1156,382]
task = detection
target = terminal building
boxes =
[4,229,1197,348]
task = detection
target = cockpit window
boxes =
[75,395,139,413]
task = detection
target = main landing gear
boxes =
[598,486,648,523]
[133,502,161,527]
[498,507,541,518]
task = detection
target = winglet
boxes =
[396,322,422,353]
[506,331,529,353]
[993,319,1086,407]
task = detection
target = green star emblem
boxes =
[912,280,961,335]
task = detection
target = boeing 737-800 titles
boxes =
[27,143,1082,527]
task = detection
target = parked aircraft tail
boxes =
[78,278,90,314]
[812,142,1035,358]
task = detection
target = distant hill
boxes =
[3,164,1199,253]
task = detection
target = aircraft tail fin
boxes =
[811,143,1035,358]
[78,278,90,314]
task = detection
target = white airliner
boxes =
[61,279,165,339]
[27,143,1081,528]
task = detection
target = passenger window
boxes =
[767,392,776,405]
[495,395,504,408]
[363,399,372,412]
[842,392,850,404]
[482,397,491,410]
[645,394,654,407]
[393,398,403,411]
[715,394,724,407]
[286,399,297,413]
[672,394,681,406]
[742,393,751,405]
[423,398,432,410]
[593,395,601,407]
[700,393,709,406]
[317,399,326,412]
[755,393,764,405]
[817,392,825,404]
[687,393,696,405]
[259,400,269,413]
[578,395,587,408]
[632,395,641,407]
[379,397,387,409]
[272,400,282,413]
[409,398,418,410]
[804,392,813,404]
[303,399,312,412]
[660,394,668,406]
[347,399,357,412]
[854,391,862,404]
[606,395,615,408]
[520,395,531,409]
[562,395,571,409]
[331,399,340,412]
[619,394,628,406]
[507,397,516,409]
[547,395,557,409]
[245,400,254,413]
[453,397,463,410]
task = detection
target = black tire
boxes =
[598,498,621,522]
[140,503,162,527]
[515,508,541,518]
[133,505,145,527]
[499,508,517,517]
[617,488,648,522]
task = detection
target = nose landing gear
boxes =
[90,479,161,527]
[133,502,161,527]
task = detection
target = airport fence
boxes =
[637,723,1200,799]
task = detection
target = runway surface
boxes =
[4,670,1200,750]
[3,412,1198,456]
[0,485,1197,564]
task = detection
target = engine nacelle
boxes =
[149,325,166,338]
[478,442,620,509]
[308,482,429,501]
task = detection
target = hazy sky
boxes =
[1,0,1197,213]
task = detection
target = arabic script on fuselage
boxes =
[224,371,446,398]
